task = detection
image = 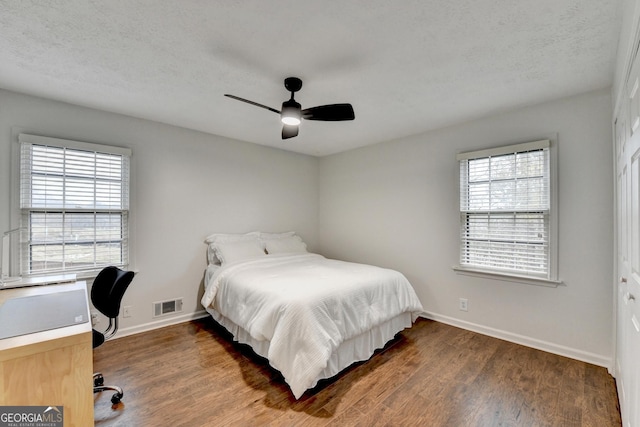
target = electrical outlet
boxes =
[91,311,99,326]
[459,298,468,312]
[123,305,132,318]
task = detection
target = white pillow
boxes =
[205,232,260,264]
[213,239,266,264]
[204,231,260,244]
[265,235,307,254]
[260,231,295,241]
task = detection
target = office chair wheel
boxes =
[94,374,104,387]
[111,393,123,404]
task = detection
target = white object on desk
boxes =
[0,288,89,339]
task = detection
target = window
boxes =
[457,140,556,281]
[19,134,131,276]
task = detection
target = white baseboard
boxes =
[113,310,210,339]
[109,309,613,373]
[420,311,613,372]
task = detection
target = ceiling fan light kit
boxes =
[280,99,302,126]
[225,77,354,140]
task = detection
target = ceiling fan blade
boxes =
[224,94,280,114]
[302,104,355,121]
[282,124,299,139]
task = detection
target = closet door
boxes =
[615,114,630,424]
[617,55,640,427]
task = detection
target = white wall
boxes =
[0,89,319,334]
[0,87,615,366]
[318,88,614,367]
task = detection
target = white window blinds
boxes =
[19,134,131,275]
[457,140,551,278]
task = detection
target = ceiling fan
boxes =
[225,77,355,140]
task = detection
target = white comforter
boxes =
[201,253,423,398]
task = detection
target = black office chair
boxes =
[91,266,135,405]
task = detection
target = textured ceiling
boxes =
[0,0,622,156]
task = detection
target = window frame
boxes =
[17,133,131,278]
[454,139,561,287]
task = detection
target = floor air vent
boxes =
[153,298,183,318]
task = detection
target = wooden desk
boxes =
[0,281,94,427]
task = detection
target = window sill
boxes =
[1,273,77,288]
[452,266,562,288]
[20,265,134,284]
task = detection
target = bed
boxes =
[200,232,424,399]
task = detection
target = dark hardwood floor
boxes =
[93,317,621,426]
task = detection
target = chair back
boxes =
[91,266,135,319]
